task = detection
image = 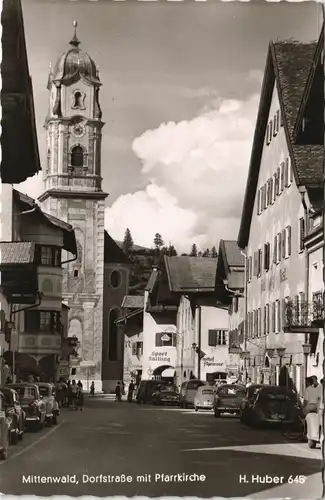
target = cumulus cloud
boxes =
[105,93,259,252]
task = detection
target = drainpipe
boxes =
[20,207,37,216]
[61,254,78,265]
[299,188,309,382]
[240,250,248,381]
[321,10,325,494]
[197,305,202,380]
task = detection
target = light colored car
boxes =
[7,384,46,431]
[0,391,11,460]
[194,385,215,411]
[179,380,207,408]
[36,383,59,425]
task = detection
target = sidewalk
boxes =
[85,393,128,401]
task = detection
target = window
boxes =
[286,226,292,257]
[110,270,121,289]
[253,310,257,338]
[299,218,305,252]
[233,297,238,313]
[25,311,62,334]
[71,146,84,168]
[257,308,261,337]
[132,342,143,356]
[155,332,176,347]
[265,304,269,334]
[253,250,262,277]
[276,168,280,196]
[72,90,86,110]
[284,157,290,187]
[266,123,271,146]
[208,329,227,346]
[248,256,252,282]
[269,177,274,204]
[264,243,270,271]
[38,246,61,267]
[281,298,287,329]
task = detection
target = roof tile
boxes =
[0,242,35,265]
[165,256,217,292]
[121,295,145,309]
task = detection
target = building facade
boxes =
[38,24,108,391]
[237,41,323,392]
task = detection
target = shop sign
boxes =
[148,350,171,363]
[203,357,224,368]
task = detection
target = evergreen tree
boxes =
[168,244,177,256]
[202,248,210,257]
[153,233,164,250]
[190,243,198,257]
[211,246,218,258]
[198,251,203,257]
[122,228,134,255]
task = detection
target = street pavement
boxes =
[0,396,322,498]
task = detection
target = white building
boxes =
[237,39,323,393]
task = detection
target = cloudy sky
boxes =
[20,0,321,252]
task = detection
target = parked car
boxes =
[7,384,46,431]
[179,380,207,408]
[194,385,215,411]
[214,384,246,417]
[0,390,11,460]
[151,385,179,406]
[35,383,60,425]
[240,384,300,427]
[136,380,162,404]
[1,387,25,444]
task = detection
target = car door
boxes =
[0,393,9,451]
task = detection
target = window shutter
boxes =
[270,177,274,204]
[266,123,270,145]
[264,242,270,271]
[258,308,261,337]
[276,168,280,195]
[299,218,305,251]
[281,299,286,329]
[295,294,299,323]
[266,304,269,334]
[208,330,214,347]
[290,158,293,183]
[253,251,258,276]
[155,332,162,347]
[257,189,261,215]
[272,303,276,333]
[282,229,286,258]
[276,300,281,332]
[277,233,282,261]
[273,235,277,263]
[287,226,291,256]
[269,120,273,141]
[257,249,262,276]
[284,158,289,187]
[280,162,285,192]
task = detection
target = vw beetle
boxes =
[36,383,59,425]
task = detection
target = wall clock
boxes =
[72,123,86,138]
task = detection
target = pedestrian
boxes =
[90,381,95,396]
[115,381,122,402]
[127,380,135,402]
[77,380,83,389]
[303,376,321,416]
[76,387,84,411]
[245,377,252,388]
[70,380,78,410]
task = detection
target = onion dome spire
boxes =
[70,20,80,48]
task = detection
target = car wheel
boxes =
[214,409,220,418]
[18,430,24,441]
[195,406,198,412]
[0,445,8,461]
[52,415,58,425]
[48,416,54,427]
[308,439,317,449]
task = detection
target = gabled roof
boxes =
[164,256,217,293]
[145,268,159,292]
[121,295,145,309]
[293,25,324,141]
[13,190,77,255]
[104,231,131,265]
[217,240,245,291]
[238,39,319,249]
[220,240,245,270]
[0,241,35,265]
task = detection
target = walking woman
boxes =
[76,386,84,411]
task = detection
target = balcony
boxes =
[283,299,324,333]
[18,332,62,355]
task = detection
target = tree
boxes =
[122,228,134,255]
[211,246,218,258]
[153,233,164,250]
[167,244,177,256]
[198,251,203,257]
[190,243,198,257]
[202,248,210,257]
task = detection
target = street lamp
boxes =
[302,343,312,387]
[266,348,275,359]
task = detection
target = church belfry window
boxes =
[71,90,86,110]
[71,145,84,167]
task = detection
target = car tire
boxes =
[52,415,58,425]
[214,410,220,418]
[0,445,8,461]
[195,406,198,412]
[308,439,317,449]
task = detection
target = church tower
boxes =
[39,22,108,391]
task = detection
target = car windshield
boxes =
[38,386,50,397]
[260,390,295,401]
[187,381,205,390]
[202,389,214,395]
[218,386,245,396]
[12,386,36,399]
[160,386,178,393]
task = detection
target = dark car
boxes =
[214,384,246,417]
[152,385,179,406]
[240,384,300,427]
[136,380,162,404]
[1,387,25,444]
[7,384,46,431]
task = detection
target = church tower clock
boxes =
[39,22,108,391]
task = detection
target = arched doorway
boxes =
[152,365,175,383]
[39,354,56,382]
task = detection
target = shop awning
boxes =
[161,368,175,378]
